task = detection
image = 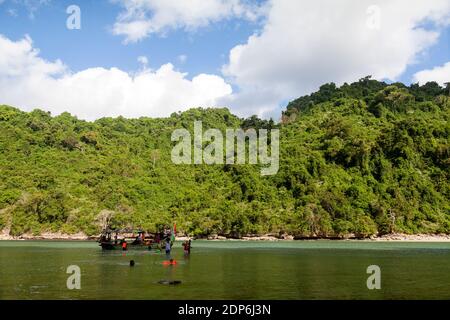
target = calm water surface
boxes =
[0,240,449,299]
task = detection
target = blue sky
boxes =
[0,0,258,75]
[0,0,449,120]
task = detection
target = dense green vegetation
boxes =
[0,77,449,238]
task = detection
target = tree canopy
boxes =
[0,78,448,238]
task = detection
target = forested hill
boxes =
[0,78,449,238]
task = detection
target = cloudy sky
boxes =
[0,0,449,120]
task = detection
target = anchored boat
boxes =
[98,226,175,250]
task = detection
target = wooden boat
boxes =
[98,227,173,250]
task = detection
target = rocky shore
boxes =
[2,231,450,242]
[369,233,450,242]
[203,233,450,242]
[0,231,92,241]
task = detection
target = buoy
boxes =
[162,259,177,266]
[130,260,135,267]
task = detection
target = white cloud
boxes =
[112,0,266,43]
[7,8,18,17]
[178,54,187,64]
[137,55,149,66]
[2,1,450,121]
[1,0,51,19]
[222,0,450,118]
[0,35,232,120]
[413,61,450,86]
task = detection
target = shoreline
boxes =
[1,232,450,242]
[201,233,450,242]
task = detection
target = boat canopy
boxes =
[102,228,146,234]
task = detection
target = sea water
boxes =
[0,240,449,299]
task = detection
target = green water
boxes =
[1,240,450,299]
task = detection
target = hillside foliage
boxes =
[0,77,449,238]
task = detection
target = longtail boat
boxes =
[98,227,174,250]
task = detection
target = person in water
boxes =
[182,240,190,255]
[122,240,128,251]
[165,238,171,256]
